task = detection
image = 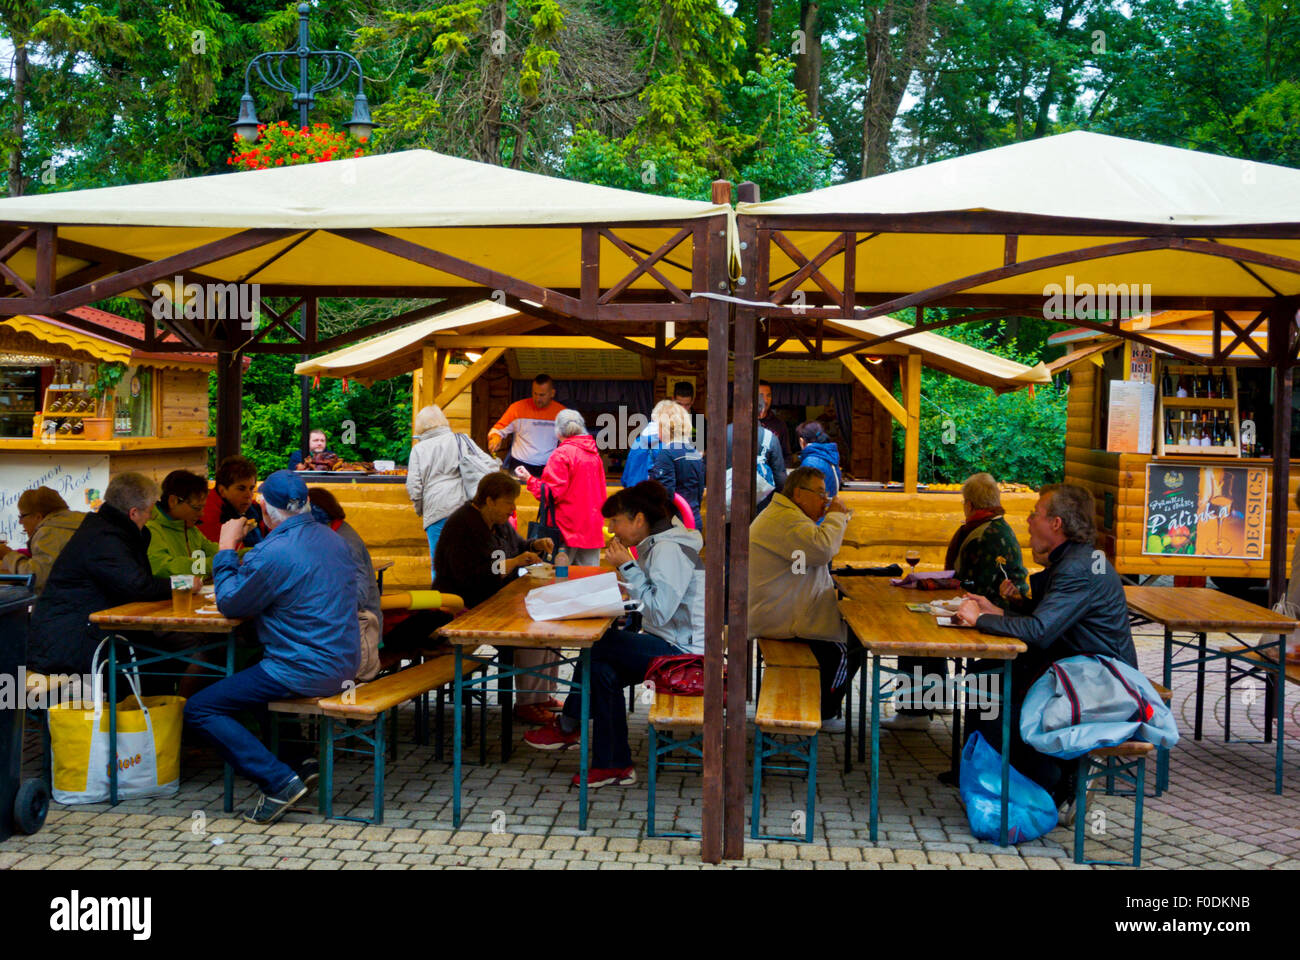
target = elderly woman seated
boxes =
[885,471,1029,731]
[0,486,85,592]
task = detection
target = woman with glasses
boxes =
[0,486,86,592]
[146,469,221,578]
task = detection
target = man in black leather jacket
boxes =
[955,483,1136,812]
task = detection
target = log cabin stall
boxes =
[0,306,217,547]
[1049,310,1296,593]
[294,298,1051,591]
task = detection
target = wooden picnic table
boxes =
[438,565,618,830]
[89,598,245,811]
[1124,585,1298,794]
[835,576,1026,846]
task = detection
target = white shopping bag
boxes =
[48,638,182,805]
[524,572,628,622]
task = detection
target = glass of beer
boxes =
[170,574,197,616]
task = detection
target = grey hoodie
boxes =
[616,517,706,655]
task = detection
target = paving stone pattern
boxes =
[5,628,1298,870]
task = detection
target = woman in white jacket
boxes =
[406,404,499,578]
[523,481,705,788]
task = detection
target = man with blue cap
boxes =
[184,469,361,823]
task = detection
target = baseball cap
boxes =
[259,469,308,510]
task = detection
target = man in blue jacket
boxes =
[185,470,361,824]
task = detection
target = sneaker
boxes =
[543,697,564,712]
[1057,798,1077,828]
[523,722,580,751]
[820,717,846,734]
[243,776,308,824]
[299,759,319,793]
[879,713,932,731]
[514,703,557,726]
[571,766,636,789]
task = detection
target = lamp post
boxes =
[231,2,374,463]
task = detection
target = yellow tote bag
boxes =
[48,639,185,804]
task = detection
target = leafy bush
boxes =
[892,319,1067,488]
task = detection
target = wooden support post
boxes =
[421,347,437,408]
[433,347,505,408]
[699,194,732,864]
[726,181,761,861]
[216,351,243,465]
[35,226,57,298]
[433,348,449,399]
[841,355,907,423]
[1268,305,1295,604]
[903,351,922,493]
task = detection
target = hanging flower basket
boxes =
[229,121,370,171]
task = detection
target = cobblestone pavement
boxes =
[5,627,1298,870]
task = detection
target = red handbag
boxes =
[644,655,725,697]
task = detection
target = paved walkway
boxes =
[4,627,1298,870]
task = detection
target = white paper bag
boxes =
[524,572,627,622]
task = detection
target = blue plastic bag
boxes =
[958,731,1059,844]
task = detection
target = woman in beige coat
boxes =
[0,487,86,592]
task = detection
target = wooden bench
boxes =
[1073,740,1155,867]
[646,693,707,838]
[752,666,822,842]
[268,647,487,824]
[757,638,819,670]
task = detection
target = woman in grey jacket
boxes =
[405,404,499,578]
[524,481,705,788]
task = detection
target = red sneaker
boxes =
[571,766,636,789]
[543,697,564,712]
[523,722,580,751]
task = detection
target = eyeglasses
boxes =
[798,487,831,501]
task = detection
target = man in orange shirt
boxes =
[487,374,567,479]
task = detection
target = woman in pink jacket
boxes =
[509,409,608,724]
[514,409,607,566]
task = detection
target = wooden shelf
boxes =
[0,436,215,452]
[1160,397,1236,408]
[1162,443,1238,456]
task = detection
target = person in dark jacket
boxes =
[758,381,792,466]
[28,473,171,676]
[307,487,384,682]
[795,421,842,498]
[185,470,361,824]
[648,401,704,530]
[955,483,1136,818]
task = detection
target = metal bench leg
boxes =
[1193,631,1207,740]
[628,685,636,714]
[388,708,398,764]
[750,730,764,840]
[1133,757,1146,867]
[374,715,386,825]
[320,717,334,819]
[1224,653,1234,742]
[805,734,818,843]
[1072,756,1088,864]
[435,687,445,762]
[647,725,659,837]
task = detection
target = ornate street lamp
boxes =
[230,2,376,460]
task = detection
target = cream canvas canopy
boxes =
[0,149,733,295]
[737,130,1300,304]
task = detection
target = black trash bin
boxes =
[0,574,49,840]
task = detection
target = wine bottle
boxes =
[1178,416,1188,445]
[1222,371,1232,399]
[1206,371,1217,399]
[1164,414,1175,447]
[1162,369,1173,397]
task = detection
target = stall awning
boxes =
[737,131,1300,301]
[0,308,220,370]
[0,149,734,294]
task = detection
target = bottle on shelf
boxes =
[1206,372,1217,399]
[1189,412,1199,446]
[72,363,84,391]
[1161,369,1173,397]
[1176,375,1188,398]
[1221,370,1232,399]
[1177,415,1188,445]
[1164,413,1175,447]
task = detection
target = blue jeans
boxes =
[562,628,679,768]
[425,518,447,579]
[184,662,301,794]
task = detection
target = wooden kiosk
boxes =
[0,307,217,545]
[1051,311,1297,582]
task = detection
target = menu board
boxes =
[510,348,644,379]
[1143,462,1268,559]
[1106,380,1154,453]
